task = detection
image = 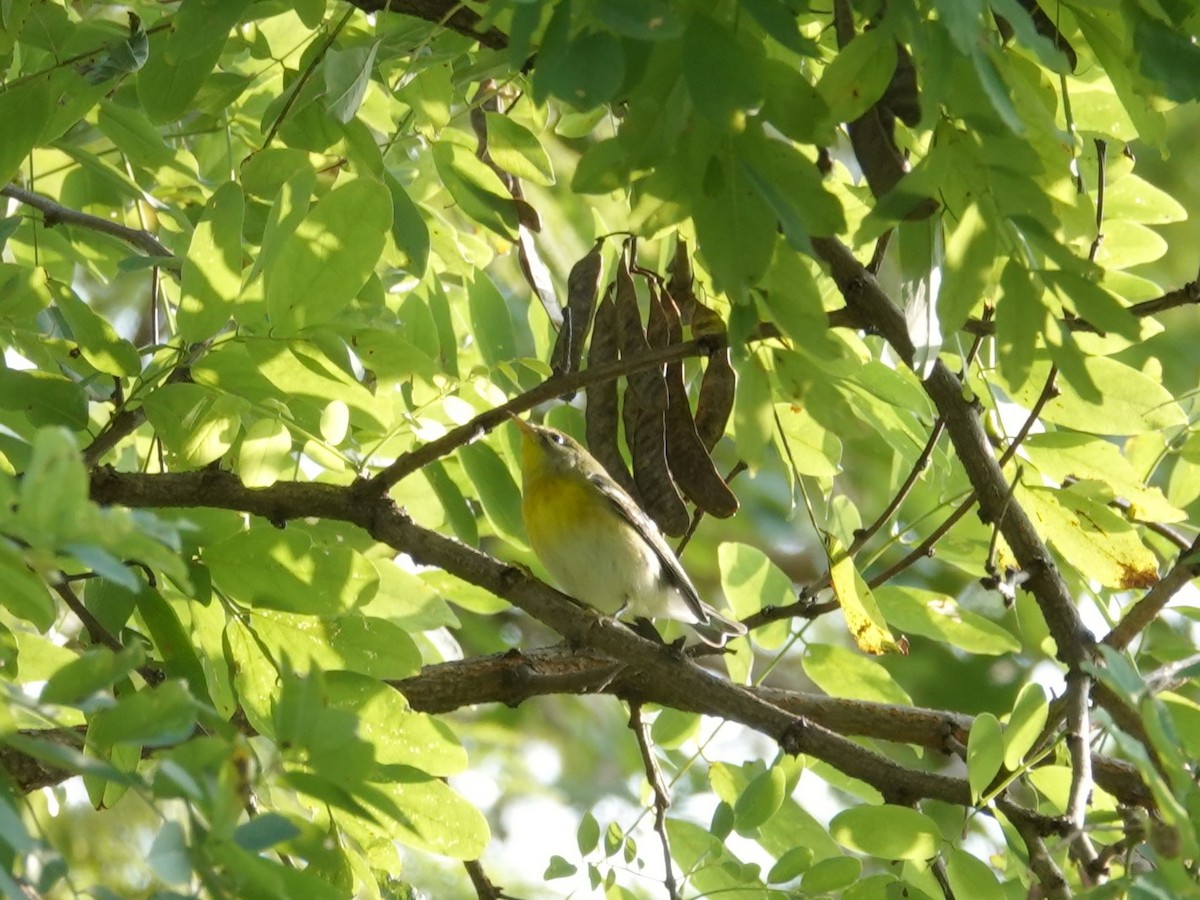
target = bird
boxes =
[510,415,747,647]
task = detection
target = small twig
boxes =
[1063,671,1099,876]
[1088,139,1107,264]
[366,335,718,492]
[629,703,679,900]
[675,461,747,556]
[260,7,355,150]
[867,229,892,275]
[866,495,975,589]
[1014,816,1071,899]
[2,185,175,267]
[848,417,945,556]
[930,855,955,900]
[51,581,123,652]
[1103,534,1200,650]
[0,20,172,92]
[463,859,513,900]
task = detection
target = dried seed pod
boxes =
[550,239,604,377]
[585,289,638,498]
[628,397,690,537]
[615,247,667,411]
[656,289,738,518]
[695,348,737,452]
[667,237,697,326]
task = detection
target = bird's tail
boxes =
[690,609,748,647]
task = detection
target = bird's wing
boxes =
[587,473,709,622]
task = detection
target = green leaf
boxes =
[1003,683,1048,771]
[357,776,490,859]
[1005,357,1186,436]
[995,264,1042,393]
[731,352,773,467]
[1018,484,1159,590]
[50,286,141,377]
[249,610,420,681]
[828,805,941,859]
[683,14,764,128]
[0,77,51,187]
[815,26,896,125]
[136,26,227,124]
[1023,431,1184,524]
[385,174,430,278]
[467,273,518,368]
[236,418,293,488]
[484,113,555,186]
[537,29,624,109]
[801,856,862,893]
[967,712,1004,802]
[41,644,146,706]
[205,525,380,615]
[937,203,997,336]
[718,542,792,648]
[692,142,780,290]
[323,41,380,124]
[96,99,175,169]
[577,812,600,855]
[946,848,1005,900]
[458,442,525,546]
[266,178,391,333]
[0,542,55,632]
[733,765,786,834]
[142,383,245,468]
[325,671,466,775]
[1135,13,1200,102]
[0,370,87,430]
[179,181,245,342]
[874,586,1020,656]
[431,140,519,241]
[802,644,911,706]
[89,680,198,747]
[17,428,89,547]
[773,403,843,477]
[233,813,301,853]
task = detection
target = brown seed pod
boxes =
[695,347,737,452]
[550,239,604,377]
[655,288,739,518]
[585,288,638,498]
[627,396,690,537]
[615,246,667,411]
[667,237,697,326]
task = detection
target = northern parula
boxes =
[511,415,747,647]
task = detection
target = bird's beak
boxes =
[507,412,535,438]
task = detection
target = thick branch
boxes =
[86,467,1065,831]
[812,237,1095,670]
[347,0,508,49]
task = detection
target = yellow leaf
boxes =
[828,539,901,655]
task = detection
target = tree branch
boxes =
[347,0,508,49]
[812,237,1095,670]
[1,185,176,269]
[85,466,1069,833]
